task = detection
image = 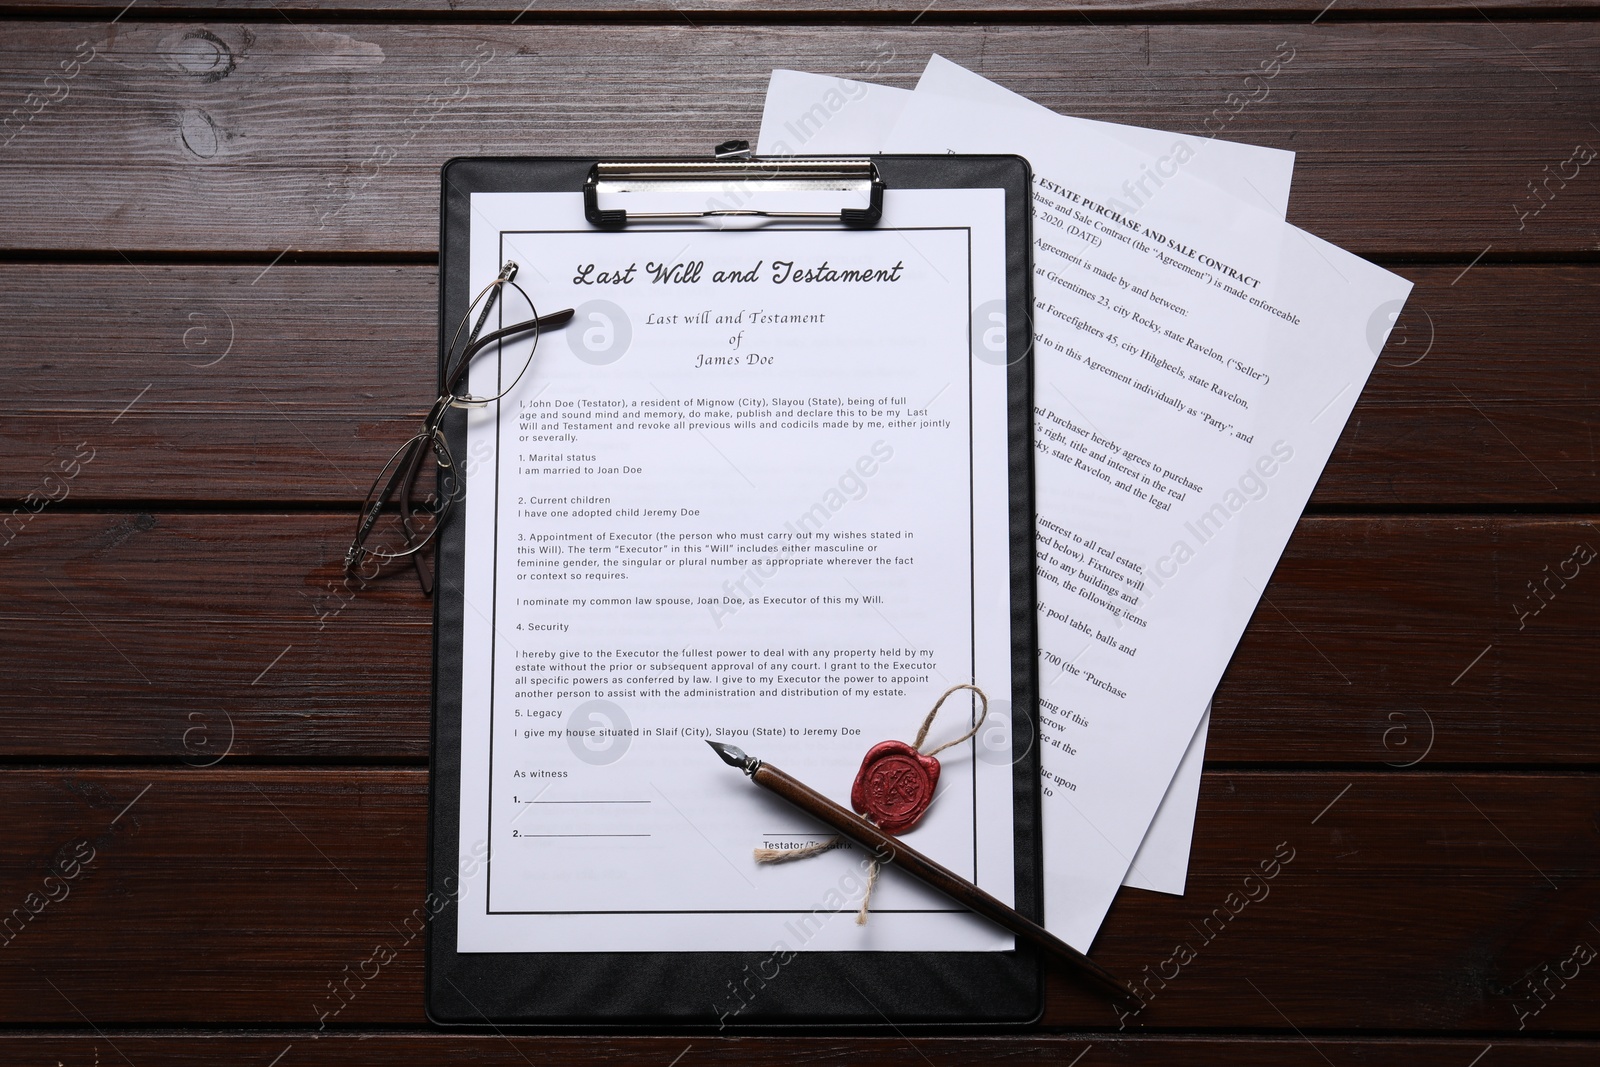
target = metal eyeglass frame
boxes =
[345,259,574,595]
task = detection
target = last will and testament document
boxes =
[454,188,1024,953]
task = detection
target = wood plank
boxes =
[7,0,1600,15]
[0,22,1596,254]
[0,1034,1594,1067]
[0,512,1594,764]
[1210,513,1600,766]
[0,510,428,763]
[1,263,436,505]
[0,4,1590,1053]
[3,263,1596,506]
[0,768,1596,1030]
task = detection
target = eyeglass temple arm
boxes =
[341,450,432,590]
[359,304,576,590]
[401,308,573,593]
[443,265,513,394]
[441,308,576,398]
[414,307,573,594]
[350,285,507,584]
[397,438,435,596]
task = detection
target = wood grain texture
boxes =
[3,263,1596,506]
[0,768,1596,1030]
[0,1035,1594,1066]
[3,0,1597,1056]
[0,22,1596,255]
[7,0,1600,14]
[0,512,1594,764]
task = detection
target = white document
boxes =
[455,187,1025,953]
[758,63,1295,216]
[757,69,912,156]
[914,56,1296,215]
[887,81,1411,949]
[758,65,1276,896]
[1122,705,1207,893]
[906,58,1296,900]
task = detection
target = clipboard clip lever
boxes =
[584,147,884,229]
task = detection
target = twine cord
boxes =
[752,683,991,925]
[913,683,991,757]
[752,838,837,863]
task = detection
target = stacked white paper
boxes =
[758,58,1411,949]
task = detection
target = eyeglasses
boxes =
[345,260,573,595]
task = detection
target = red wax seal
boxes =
[851,740,940,834]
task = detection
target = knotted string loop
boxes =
[753,683,991,924]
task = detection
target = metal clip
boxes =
[584,145,884,229]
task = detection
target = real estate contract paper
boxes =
[883,65,1411,949]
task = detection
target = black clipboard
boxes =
[427,151,1040,1028]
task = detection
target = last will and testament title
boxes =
[573,259,905,287]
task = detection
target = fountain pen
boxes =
[706,739,1132,1000]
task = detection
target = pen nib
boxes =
[706,740,752,771]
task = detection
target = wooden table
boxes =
[2,1,1597,1062]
